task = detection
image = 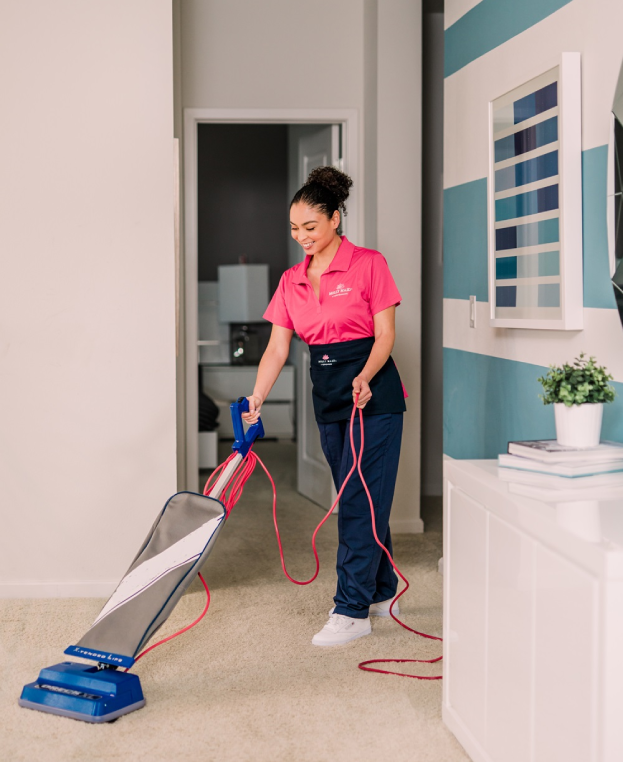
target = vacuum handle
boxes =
[230,397,264,457]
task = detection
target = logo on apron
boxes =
[318,354,336,366]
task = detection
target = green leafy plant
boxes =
[537,353,616,407]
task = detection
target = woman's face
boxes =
[289,203,340,256]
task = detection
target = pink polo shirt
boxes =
[263,237,401,345]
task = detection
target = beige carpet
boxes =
[0,441,469,762]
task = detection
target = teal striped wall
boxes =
[443,179,489,301]
[443,0,623,461]
[445,0,573,77]
[443,146,617,309]
[444,349,623,459]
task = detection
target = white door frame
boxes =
[183,108,361,490]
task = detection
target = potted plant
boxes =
[537,353,616,447]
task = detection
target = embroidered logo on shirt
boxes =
[329,283,352,297]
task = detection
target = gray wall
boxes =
[197,124,289,296]
[421,11,444,496]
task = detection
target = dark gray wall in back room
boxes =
[197,124,290,296]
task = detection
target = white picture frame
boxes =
[487,52,583,330]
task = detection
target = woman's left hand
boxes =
[352,376,372,408]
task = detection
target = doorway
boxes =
[182,109,360,507]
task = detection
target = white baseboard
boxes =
[0,580,117,599]
[391,517,425,534]
[442,704,493,762]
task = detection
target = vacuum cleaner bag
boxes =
[66,491,226,665]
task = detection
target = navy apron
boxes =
[308,337,406,424]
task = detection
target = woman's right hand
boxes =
[241,395,263,424]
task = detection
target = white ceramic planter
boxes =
[554,402,603,447]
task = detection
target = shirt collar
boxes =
[292,236,355,284]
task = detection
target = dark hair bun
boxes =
[305,166,353,208]
[290,166,353,218]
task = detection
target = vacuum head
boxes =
[19,662,145,723]
[19,489,225,724]
[19,397,264,723]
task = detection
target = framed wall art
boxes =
[488,53,583,329]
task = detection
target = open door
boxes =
[183,111,358,496]
[289,124,341,509]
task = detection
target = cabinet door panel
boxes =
[447,487,488,747]
[487,516,534,762]
[533,545,598,762]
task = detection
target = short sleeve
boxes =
[369,254,402,315]
[263,273,295,329]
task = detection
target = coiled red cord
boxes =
[130,400,442,680]
[252,402,442,679]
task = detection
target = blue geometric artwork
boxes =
[490,66,565,323]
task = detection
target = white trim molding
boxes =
[182,108,361,491]
[487,53,583,331]
[391,516,425,534]
[0,581,118,599]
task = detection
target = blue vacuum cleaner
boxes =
[19,398,264,723]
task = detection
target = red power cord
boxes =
[125,450,262,668]
[349,401,442,680]
[130,399,442,680]
[124,572,210,672]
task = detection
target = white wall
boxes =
[177,0,424,532]
[0,1,177,596]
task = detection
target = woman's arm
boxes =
[352,306,396,408]
[242,324,294,423]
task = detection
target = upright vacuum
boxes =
[19,398,263,723]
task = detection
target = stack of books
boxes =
[498,440,623,500]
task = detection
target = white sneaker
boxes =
[369,598,399,618]
[328,599,399,618]
[312,613,371,646]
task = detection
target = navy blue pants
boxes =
[317,412,403,619]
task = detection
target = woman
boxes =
[242,167,406,646]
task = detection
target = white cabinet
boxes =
[201,365,295,439]
[443,459,623,762]
[198,430,218,469]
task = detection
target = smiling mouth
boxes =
[302,242,313,249]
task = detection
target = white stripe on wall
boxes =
[444,0,623,189]
[445,0,483,30]
[443,298,623,381]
